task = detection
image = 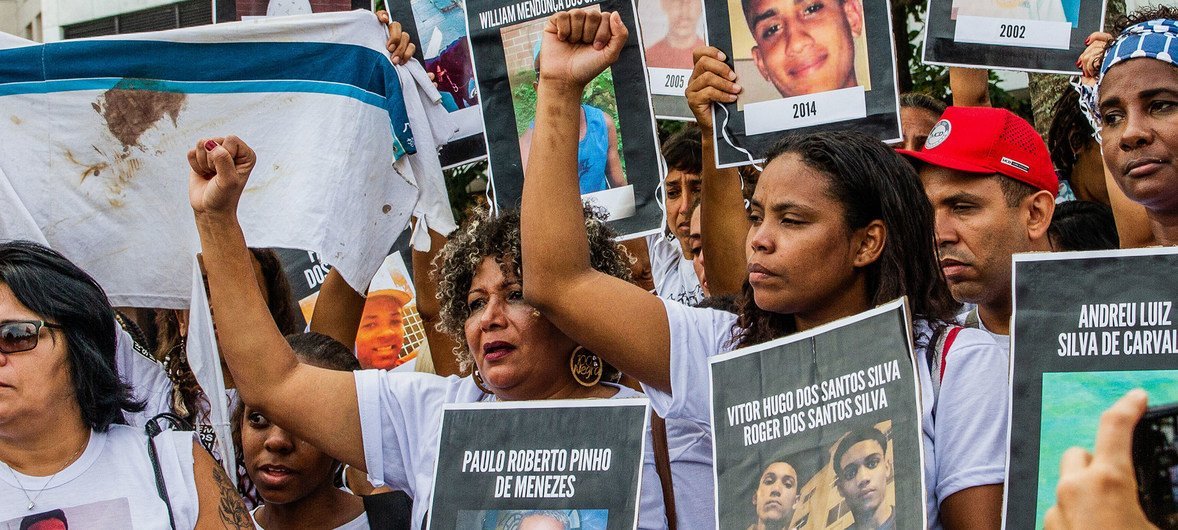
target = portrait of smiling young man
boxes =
[900,106,1057,353]
[739,0,864,98]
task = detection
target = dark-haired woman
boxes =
[0,240,249,527]
[519,10,1008,529]
[237,333,395,530]
[185,135,701,529]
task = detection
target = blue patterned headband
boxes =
[1099,18,1178,80]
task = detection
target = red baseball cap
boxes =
[898,106,1057,196]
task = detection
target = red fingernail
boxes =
[1084,37,1091,45]
[204,140,217,151]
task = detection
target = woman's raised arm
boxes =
[520,9,672,392]
[189,135,366,471]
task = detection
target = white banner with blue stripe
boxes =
[0,10,425,309]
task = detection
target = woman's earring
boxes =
[570,346,603,387]
[531,309,541,318]
[472,368,492,394]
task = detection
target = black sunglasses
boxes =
[0,320,64,354]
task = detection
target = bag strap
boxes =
[362,490,414,530]
[650,412,678,530]
[929,326,964,419]
[145,412,192,530]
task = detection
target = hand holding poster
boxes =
[464,0,664,237]
[427,400,649,529]
[922,0,1108,73]
[708,299,925,529]
[1006,247,1178,528]
[706,0,901,168]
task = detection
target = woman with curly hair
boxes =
[184,134,693,529]
[519,9,1009,529]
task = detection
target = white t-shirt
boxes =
[0,425,198,528]
[355,372,681,530]
[958,307,1010,358]
[252,506,370,529]
[645,233,704,307]
[644,299,1009,530]
[114,324,175,429]
[955,0,1066,22]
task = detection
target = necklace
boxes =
[6,443,85,511]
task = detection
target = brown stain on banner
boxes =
[93,79,186,150]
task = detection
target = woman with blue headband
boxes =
[1045,7,1178,529]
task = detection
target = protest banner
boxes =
[922,0,1107,74]
[0,12,425,308]
[708,299,925,529]
[706,0,901,168]
[214,0,374,22]
[637,0,704,121]
[463,0,664,238]
[386,0,490,167]
[427,399,649,529]
[1006,247,1178,528]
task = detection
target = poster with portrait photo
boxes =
[0,499,132,530]
[426,399,649,530]
[638,0,706,120]
[708,299,925,529]
[463,0,664,237]
[214,0,375,22]
[922,0,1107,74]
[272,227,431,371]
[385,0,490,167]
[707,0,901,168]
[1005,247,1178,528]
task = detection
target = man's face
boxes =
[660,0,703,42]
[519,515,566,530]
[836,439,889,515]
[920,166,1030,307]
[899,106,941,151]
[753,462,800,524]
[746,0,863,98]
[665,169,702,244]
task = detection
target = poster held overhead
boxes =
[922,0,1108,74]
[426,399,649,530]
[708,299,926,530]
[464,0,664,238]
[385,0,490,168]
[1005,247,1178,528]
[706,0,901,168]
[637,0,705,120]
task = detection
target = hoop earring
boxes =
[570,346,602,387]
[472,368,493,394]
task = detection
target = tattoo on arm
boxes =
[211,463,252,529]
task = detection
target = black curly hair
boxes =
[433,206,631,368]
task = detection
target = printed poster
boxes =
[1,499,132,530]
[922,0,1107,74]
[215,0,375,22]
[275,227,430,370]
[1006,247,1178,528]
[427,399,649,529]
[463,0,665,238]
[637,0,705,121]
[385,0,490,167]
[708,299,926,529]
[706,0,901,168]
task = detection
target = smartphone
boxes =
[1133,402,1178,529]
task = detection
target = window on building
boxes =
[62,0,213,39]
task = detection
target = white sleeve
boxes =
[115,324,174,428]
[932,328,1009,503]
[641,298,737,425]
[354,369,455,493]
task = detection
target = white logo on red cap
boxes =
[925,119,951,149]
[1000,156,1030,173]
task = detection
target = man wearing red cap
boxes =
[900,106,1057,354]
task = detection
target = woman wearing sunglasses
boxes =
[0,240,250,528]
